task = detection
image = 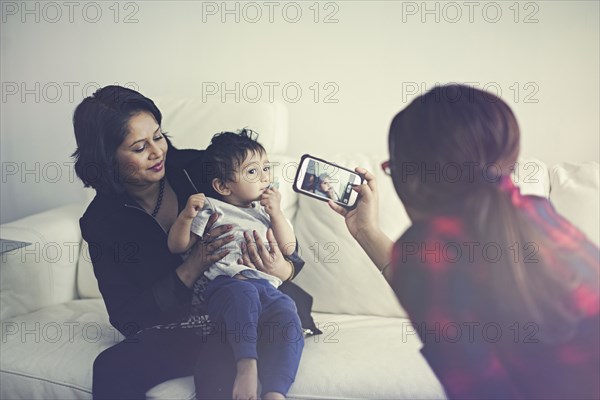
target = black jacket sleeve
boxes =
[81,218,191,337]
[286,238,305,279]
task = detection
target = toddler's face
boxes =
[227,150,272,206]
[319,178,331,192]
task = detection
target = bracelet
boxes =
[284,258,295,281]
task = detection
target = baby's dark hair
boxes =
[205,128,266,184]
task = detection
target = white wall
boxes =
[1,0,599,223]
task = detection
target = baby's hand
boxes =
[260,187,282,216]
[182,194,206,219]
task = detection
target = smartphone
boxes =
[293,154,364,209]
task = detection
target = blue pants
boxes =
[204,276,304,396]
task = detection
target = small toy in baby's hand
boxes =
[267,178,280,190]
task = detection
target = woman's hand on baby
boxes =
[260,187,282,217]
[182,193,206,219]
[177,212,234,287]
[238,228,293,281]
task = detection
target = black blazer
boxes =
[80,143,311,337]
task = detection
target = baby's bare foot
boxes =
[232,358,258,400]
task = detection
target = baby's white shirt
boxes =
[190,197,283,288]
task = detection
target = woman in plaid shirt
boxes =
[329,84,599,399]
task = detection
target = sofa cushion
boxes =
[549,161,600,246]
[76,240,102,299]
[0,300,109,400]
[0,204,83,320]
[0,300,445,400]
[512,158,550,197]
[153,98,289,154]
[289,313,445,399]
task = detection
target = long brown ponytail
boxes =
[389,84,593,343]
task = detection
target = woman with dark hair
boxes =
[329,84,599,399]
[73,85,306,399]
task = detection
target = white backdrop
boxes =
[1,0,599,223]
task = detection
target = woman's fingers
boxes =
[202,212,232,245]
[265,228,279,256]
[238,242,253,267]
[206,222,233,241]
[203,212,220,234]
[252,230,275,262]
[185,237,229,277]
[238,230,287,279]
[207,250,230,264]
[355,167,377,193]
[206,233,234,253]
[328,200,347,217]
[243,231,264,269]
[352,183,371,197]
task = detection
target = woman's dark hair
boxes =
[389,84,589,343]
[71,85,163,194]
[301,173,317,193]
[203,129,266,199]
[390,84,520,214]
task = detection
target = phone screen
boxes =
[294,155,363,208]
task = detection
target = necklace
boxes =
[151,178,165,218]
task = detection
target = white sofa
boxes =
[1,99,598,400]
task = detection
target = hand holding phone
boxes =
[293,154,364,209]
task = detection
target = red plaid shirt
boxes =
[390,178,599,399]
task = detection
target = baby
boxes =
[168,129,303,400]
[314,173,340,201]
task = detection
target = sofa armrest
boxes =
[0,203,85,321]
[549,161,600,246]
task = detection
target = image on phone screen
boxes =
[294,155,363,208]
